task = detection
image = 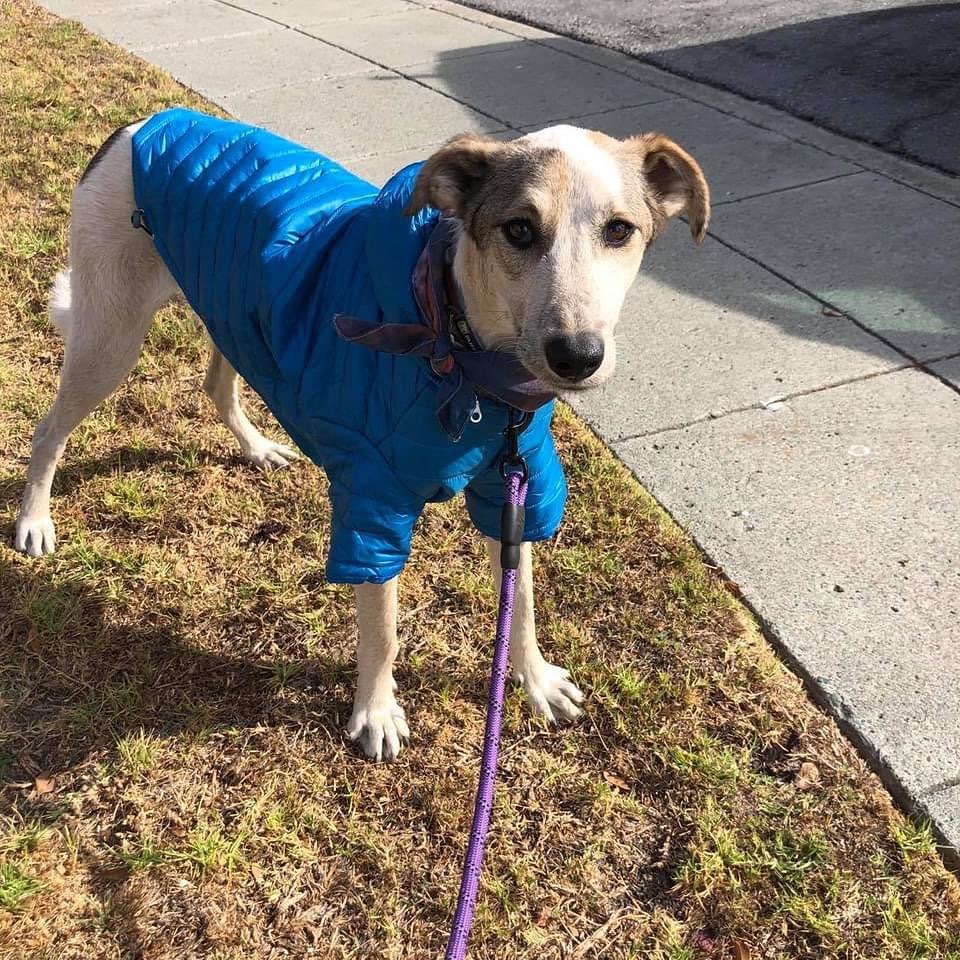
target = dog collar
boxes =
[333,217,555,441]
[410,217,482,362]
[431,231,483,354]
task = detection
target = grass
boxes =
[1,1,959,957]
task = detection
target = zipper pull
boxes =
[469,397,483,424]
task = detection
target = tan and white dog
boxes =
[14,119,709,761]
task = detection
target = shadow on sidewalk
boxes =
[648,2,960,176]
[457,0,960,175]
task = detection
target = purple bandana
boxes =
[333,218,555,440]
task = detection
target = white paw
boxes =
[243,439,300,471]
[516,661,584,725]
[14,514,57,557]
[346,697,409,762]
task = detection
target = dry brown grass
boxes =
[1,1,959,957]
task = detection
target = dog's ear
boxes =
[628,133,710,243]
[405,134,505,217]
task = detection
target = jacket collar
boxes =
[363,162,437,328]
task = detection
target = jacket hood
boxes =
[364,162,440,327]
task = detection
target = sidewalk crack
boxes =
[706,232,917,361]
[699,232,960,400]
[611,361,918,443]
[919,776,960,798]
[711,171,862,207]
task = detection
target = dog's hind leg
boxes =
[202,347,300,470]
[15,266,160,556]
[15,121,173,556]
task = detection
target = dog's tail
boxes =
[49,268,72,333]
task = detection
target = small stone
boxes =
[795,761,821,790]
[34,776,55,795]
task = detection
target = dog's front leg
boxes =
[484,538,584,723]
[346,578,409,761]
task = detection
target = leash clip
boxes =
[498,407,531,482]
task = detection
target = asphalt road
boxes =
[455,0,960,175]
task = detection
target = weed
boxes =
[116,728,157,775]
[118,838,168,871]
[174,826,247,875]
[0,861,44,912]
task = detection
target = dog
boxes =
[14,110,709,762]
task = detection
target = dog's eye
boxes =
[603,219,635,246]
[502,218,535,249]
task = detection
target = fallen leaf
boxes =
[795,761,821,791]
[603,771,631,792]
[821,306,844,318]
[246,520,287,548]
[535,906,551,927]
[692,928,717,951]
[166,811,187,837]
[34,775,56,795]
[733,941,752,960]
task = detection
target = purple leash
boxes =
[444,410,530,960]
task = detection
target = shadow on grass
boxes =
[0,442,275,507]
[0,555,357,785]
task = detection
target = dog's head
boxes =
[405,125,709,391]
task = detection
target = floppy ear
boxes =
[404,133,505,217]
[629,133,710,243]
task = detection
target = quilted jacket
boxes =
[131,109,566,583]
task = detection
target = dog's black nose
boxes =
[544,333,604,382]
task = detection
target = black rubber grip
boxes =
[499,502,525,570]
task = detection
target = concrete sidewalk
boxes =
[41,0,960,858]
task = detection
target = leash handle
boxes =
[444,413,529,960]
[499,408,529,572]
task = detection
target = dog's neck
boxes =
[450,226,516,356]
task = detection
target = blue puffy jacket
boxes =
[131,109,567,584]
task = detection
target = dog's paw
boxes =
[346,698,410,762]
[14,514,57,557]
[516,661,584,725]
[243,439,300,471]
